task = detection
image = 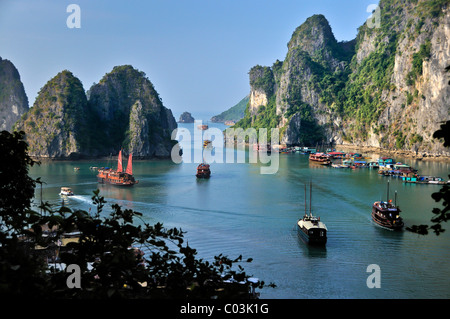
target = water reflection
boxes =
[295,232,328,258]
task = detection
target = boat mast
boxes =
[394,191,397,207]
[304,184,307,216]
[310,181,312,216]
[387,179,390,203]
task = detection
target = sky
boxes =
[0,0,379,120]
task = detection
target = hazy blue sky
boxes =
[0,0,379,120]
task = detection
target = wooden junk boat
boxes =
[309,153,331,165]
[372,181,403,230]
[97,150,138,186]
[297,183,327,245]
[197,124,208,130]
[196,163,211,178]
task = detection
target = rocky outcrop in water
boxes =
[14,70,90,158]
[14,65,177,159]
[0,57,29,132]
[87,65,177,158]
[178,112,195,123]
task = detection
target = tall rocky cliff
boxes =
[0,57,29,132]
[88,65,177,158]
[14,70,91,158]
[235,0,450,155]
[14,65,177,159]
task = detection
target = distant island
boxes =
[178,111,195,123]
[210,95,248,123]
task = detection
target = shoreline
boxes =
[29,144,450,163]
[334,144,450,162]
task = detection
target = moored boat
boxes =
[297,183,327,245]
[309,153,331,165]
[197,124,208,130]
[97,150,138,186]
[331,163,350,168]
[327,151,346,159]
[368,162,379,169]
[371,181,403,230]
[378,157,395,166]
[302,147,316,154]
[403,175,449,185]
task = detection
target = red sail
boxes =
[117,150,123,172]
[125,153,133,175]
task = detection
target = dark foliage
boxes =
[0,130,273,298]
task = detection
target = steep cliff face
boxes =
[14,70,90,158]
[340,0,450,155]
[0,57,29,132]
[88,65,177,158]
[236,0,449,155]
[236,14,353,146]
[13,65,177,159]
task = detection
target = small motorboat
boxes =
[60,187,74,196]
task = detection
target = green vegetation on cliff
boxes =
[0,57,29,131]
[234,0,448,152]
[235,95,279,133]
[14,70,91,158]
[12,65,177,158]
[210,96,248,123]
[88,65,177,158]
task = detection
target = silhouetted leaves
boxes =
[0,130,271,298]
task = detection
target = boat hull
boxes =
[196,163,211,178]
[97,175,138,186]
[196,173,211,179]
[371,210,403,230]
[297,224,327,245]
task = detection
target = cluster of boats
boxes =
[308,151,379,168]
[377,161,449,185]
[58,143,446,248]
[296,150,448,245]
[305,150,449,185]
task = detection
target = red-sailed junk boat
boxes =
[97,150,138,186]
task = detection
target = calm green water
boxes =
[29,123,450,299]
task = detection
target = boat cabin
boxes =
[60,187,74,196]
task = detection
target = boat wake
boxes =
[70,195,94,205]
